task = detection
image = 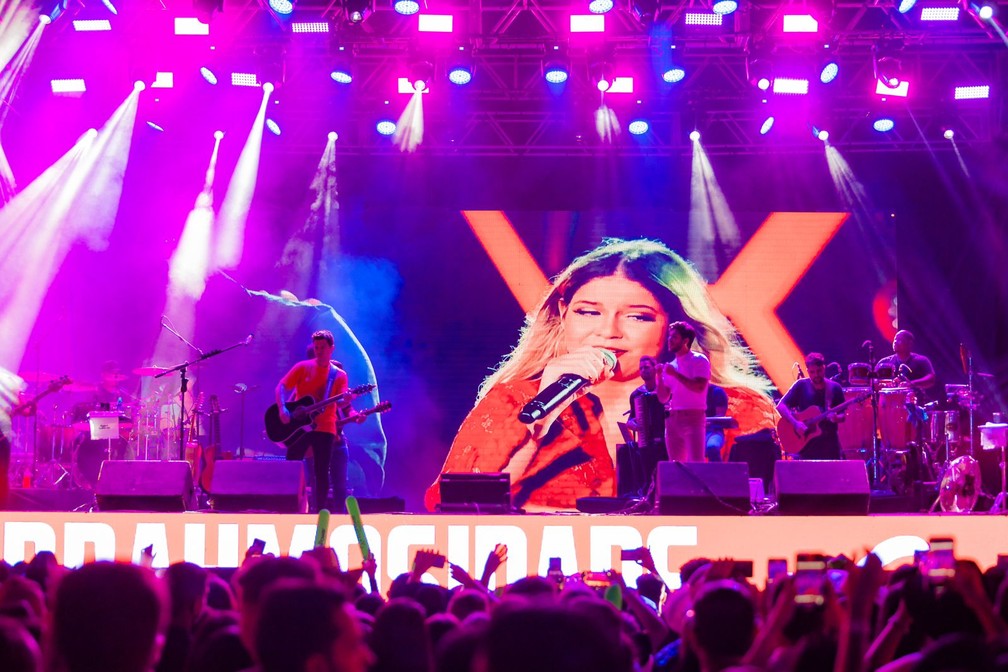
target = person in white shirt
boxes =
[657,321,711,462]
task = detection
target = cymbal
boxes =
[133,366,169,376]
[63,382,97,393]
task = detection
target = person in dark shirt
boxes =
[875,330,936,394]
[777,352,846,460]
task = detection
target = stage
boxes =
[3,510,1006,587]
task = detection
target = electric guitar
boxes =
[336,400,392,428]
[264,383,376,447]
[11,376,72,416]
[777,391,871,455]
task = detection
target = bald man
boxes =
[876,330,936,393]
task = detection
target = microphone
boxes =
[862,340,874,350]
[899,363,912,378]
[234,383,248,393]
[518,349,617,424]
[792,362,806,380]
[827,362,842,381]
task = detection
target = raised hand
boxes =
[410,548,446,582]
[480,544,508,587]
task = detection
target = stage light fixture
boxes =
[628,120,649,135]
[214,130,224,140]
[954,84,990,99]
[897,0,917,12]
[448,64,473,85]
[759,116,775,135]
[663,67,686,83]
[73,19,112,31]
[592,62,614,92]
[943,128,954,139]
[102,0,118,13]
[41,0,68,23]
[344,0,370,24]
[152,72,174,89]
[263,82,275,93]
[819,60,839,83]
[544,56,570,84]
[39,15,52,25]
[193,0,223,24]
[51,78,86,94]
[975,3,995,20]
[176,17,210,35]
[782,14,818,32]
[232,73,259,87]
[919,6,959,21]
[409,60,434,92]
[689,130,700,141]
[328,131,338,141]
[589,0,614,14]
[146,121,165,132]
[200,67,218,85]
[393,0,420,14]
[134,80,146,91]
[292,21,330,32]
[266,119,281,135]
[873,46,903,87]
[632,0,658,25]
[269,0,294,15]
[684,12,722,25]
[712,1,738,15]
[376,120,396,135]
[816,128,829,141]
[746,55,774,90]
[772,77,809,95]
[331,51,353,84]
[873,117,895,132]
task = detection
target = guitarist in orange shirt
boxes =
[776,352,846,460]
[276,330,360,512]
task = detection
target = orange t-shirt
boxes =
[280,361,348,435]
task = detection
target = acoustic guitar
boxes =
[777,391,871,455]
[264,383,376,448]
[199,395,228,492]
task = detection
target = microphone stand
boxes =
[966,349,975,460]
[156,337,252,461]
[234,384,248,459]
[865,341,883,490]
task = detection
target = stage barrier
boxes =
[2,512,1007,590]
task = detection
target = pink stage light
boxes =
[418,14,453,32]
[51,78,86,94]
[72,19,111,31]
[570,14,605,31]
[772,77,809,95]
[954,85,990,100]
[291,21,330,33]
[919,6,959,21]
[782,14,818,32]
[174,17,210,35]
[875,79,910,97]
[606,77,634,94]
[684,12,722,26]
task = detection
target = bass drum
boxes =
[72,435,129,490]
[837,388,873,455]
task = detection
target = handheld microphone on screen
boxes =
[518,349,618,424]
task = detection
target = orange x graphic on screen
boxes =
[461,210,849,392]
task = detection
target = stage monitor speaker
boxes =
[774,460,870,515]
[209,460,306,513]
[656,461,751,515]
[355,496,406,514]
[96,460,194,512]
[438,473,511,513]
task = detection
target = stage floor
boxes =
[2,509,1007,587]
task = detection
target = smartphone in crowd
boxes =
[794,553,826,605]
[547,557,565,587]
[925,537,955,584]
[767,558,788,584]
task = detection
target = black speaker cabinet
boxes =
[96,461,194,512]
[209,460,307,513]
[656,461,751,515]
[774,460,870,515]
[438,472,511,513]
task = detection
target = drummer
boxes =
[875,330,936,394]
[93,361,136,410]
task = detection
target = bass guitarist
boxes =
[276,330,361,512]
[777,352,846,460]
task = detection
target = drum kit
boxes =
[10,367,194,491]
[837,355,994,511]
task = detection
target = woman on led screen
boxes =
[425,238,776,511]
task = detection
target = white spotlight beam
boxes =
[215,85,271,270]
[393,90,424,152]
[688,139,740,281]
